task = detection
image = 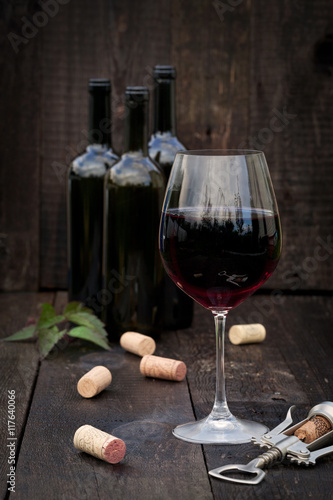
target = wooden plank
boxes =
[1,0,333,296]
[249,0,333,290]
[108,0,172,141]
[53,290,69,314]
[171,0,250,149]
[272,295,333,403]
[13,335,212,499]
[3,294,333,499]
[0,2,42,291]
[228,294,333,404]
[39,0,171,289]
[0,292,53,499]
[231,294,333,404]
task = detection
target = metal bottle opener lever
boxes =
[209,401,333,485]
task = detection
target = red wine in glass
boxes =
[161,207,281,311]
[159,150,282,444]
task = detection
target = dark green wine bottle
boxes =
[103,87,166,340]
[67,79,118,314]
[149,65,194,330]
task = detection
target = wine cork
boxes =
[228,324,266,345]
[294,415,332,444]
[120,331,156,357]
[73,425,126,464]
[77,366,112,398]
[140,355,187,382]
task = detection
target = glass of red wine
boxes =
[159,150,282,444]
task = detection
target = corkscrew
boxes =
[209,401,333,485]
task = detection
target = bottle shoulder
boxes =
[69,145,119,178]
[106,152,166,189]
[149,133,186,165]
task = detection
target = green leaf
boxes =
[68,326,111,351]
[75,303,94,314]
[39,315,66,329]
[37,303,65,329]
[3,325,36,342]
[38,326,66,358]
[65,311,107,338]
[2,301,109,355]
[38,303,55,327]
[63,301,93,315]
[63,302,83,315]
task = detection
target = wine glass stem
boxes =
[211,311,231,419]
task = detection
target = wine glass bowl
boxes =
[159,150,282,444]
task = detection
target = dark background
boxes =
[1,0,333,293]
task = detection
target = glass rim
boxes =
[176,149,264,157]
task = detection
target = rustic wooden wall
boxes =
[1,0,333,292]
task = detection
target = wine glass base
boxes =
[172,413,268,445]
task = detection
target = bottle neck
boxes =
[124,100,148,155]
[153,79,176,135]
[88,90,112,147]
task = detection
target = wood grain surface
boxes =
[0,292,53,500]
[0,1,42,291]
[0,292,332,499]
[1,1,333,291]
[249,0,333,292]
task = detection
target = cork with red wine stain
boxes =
[74,425,126,464]
[294,415,332,444]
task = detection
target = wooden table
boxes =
[1,291,332,500]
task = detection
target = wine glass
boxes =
[159,150,282,444]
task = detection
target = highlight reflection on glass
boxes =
[159,150,282,444]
